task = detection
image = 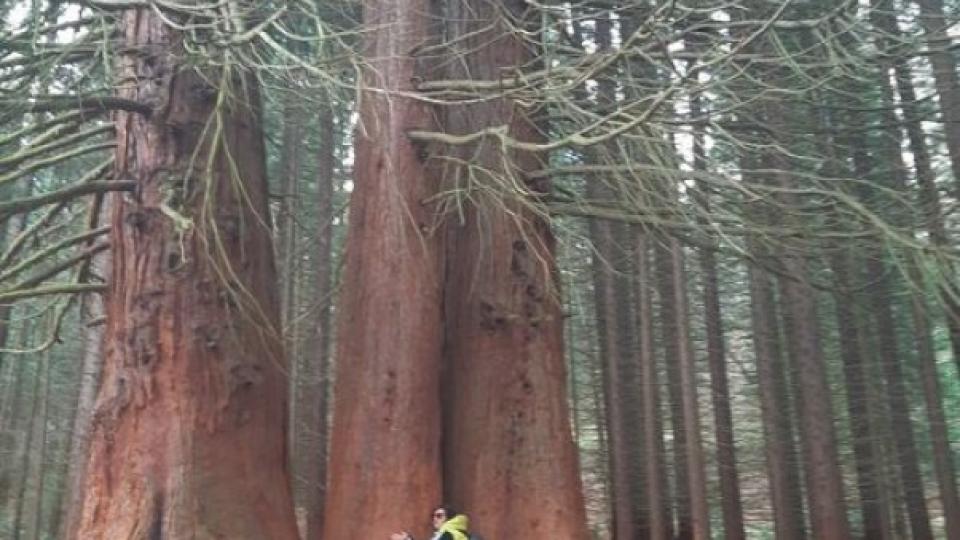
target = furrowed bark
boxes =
[320,1,445,538]
[72,8,298,539]
[440,2,589,537]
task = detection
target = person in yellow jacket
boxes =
[429,506,470,540]
[389,505,471,540]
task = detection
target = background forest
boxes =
[1,0,959,539]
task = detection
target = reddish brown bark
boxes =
[321,1,445,538]
[440,2,589,538]
[72,9,298,539]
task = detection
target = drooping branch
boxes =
[0,229,109,284]
[5,243,109,292]
[0,96,154,117]
[0,142,116,188]
[0,124,114,171]
[0,180,133,220]
[0,283,105,303]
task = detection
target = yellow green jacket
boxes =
[435,514,470,540]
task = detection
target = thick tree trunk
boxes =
[72,9,299,539]
[321,1,446,538]
[440,2,589,538]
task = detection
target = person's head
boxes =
[431,505,457,529]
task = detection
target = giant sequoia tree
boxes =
[70,8,299,539]
[321,1,446,538]
[437,2,589,537]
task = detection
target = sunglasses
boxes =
[433,511,446,519]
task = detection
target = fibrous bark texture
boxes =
[72,9,299,539]
[440,2,589,538]
[321,1,445,538]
